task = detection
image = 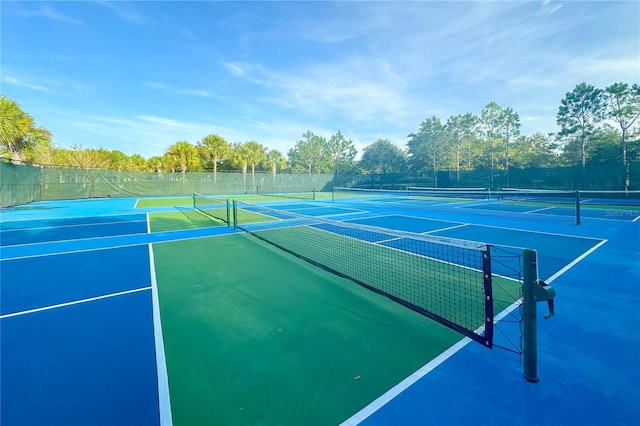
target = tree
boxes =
[244,141,266,175]
[231,142,249,174]
[510,133,559,168]
[265,149,286,176]
[480,102,504,188]
[0,95,51,161]
[288,131,327,174]
[147,155,164,173]
[23,134,55,165]
[165,141,201,173]
[59,144,109,169]
[498,107,521,187]
[360,139,407,174]
[326,131,357,174]
[407,116,446,186]
[444,113,479,186]
[605,83,640,166]
[557,83,605,170]
[199,134,230,175]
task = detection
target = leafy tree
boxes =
[407,116,446,185]
[244,141,267,175]
[199,134,231,174]
[605,82,640,166]
[326,131,357,174]
[360,139,407,173]
[129,154,147,171]
[288,131,328,174]
[107,150,129,170]
[510,133,559,168]
[231,142,249,174]
[24,136,55,165]
[265,149,286,176]
[480,102,505,188]
[60,144,110,169]
[165,141,201,172]
[445,113,478,185]
[498,107,520,187]
[0,95,51,161]
[147,155,164,173]
[557,82,605,169]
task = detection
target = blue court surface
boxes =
[1,195,639,425]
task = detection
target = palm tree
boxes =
[0,95,50,161]
[244,141,267,175]
[199,134,230,175]
[265,149,286,177]
[165,141,201,174]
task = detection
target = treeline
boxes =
[1,82,638,184]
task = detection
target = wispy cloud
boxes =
[223,62,248,77]
[15,4,83,25]
[144,82,212,98]
[94,1,148,26]
[2,76,49,92]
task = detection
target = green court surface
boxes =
[136,197,194,208]
[153,233,461,425]
[148,210,226,232]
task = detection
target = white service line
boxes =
[0,287,151,320]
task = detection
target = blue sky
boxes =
[2,1,638,159]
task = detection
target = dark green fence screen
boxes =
[2,158,638,208]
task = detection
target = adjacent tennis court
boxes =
[1,193,638,425]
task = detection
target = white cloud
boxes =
[2,76,49,91]
[94,1,148,26]
[223,62,247,76]
[144,82,212,98]
[17,4,84,25]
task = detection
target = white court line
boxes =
[0,228,235,262]
[525,206,554,214]
[545,239,608,284]
[0,287,151,320]
[146,213,151,234]
[340,337,472,425]
[341,236,609,425]
[148,244,173,426]
[423,224,469,234]
[0,218,148,233]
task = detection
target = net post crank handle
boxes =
[534,280,556,319]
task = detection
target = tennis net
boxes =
[257,186,316,200]
[232,200,526,348]
[332,187,580,223]
[193,192,230,225]
[332,187,492,202]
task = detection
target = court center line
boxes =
[148,244,173,426]
[0,287,151,320]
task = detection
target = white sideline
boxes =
[148,243,173,426]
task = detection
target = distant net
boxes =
[332,187,491,202]
[333,187,580,223]
[257,186,316,200]
[577,190,640,208]
[193,193,230,225]
[232,200,525,347]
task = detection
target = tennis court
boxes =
[1,192,638,425]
